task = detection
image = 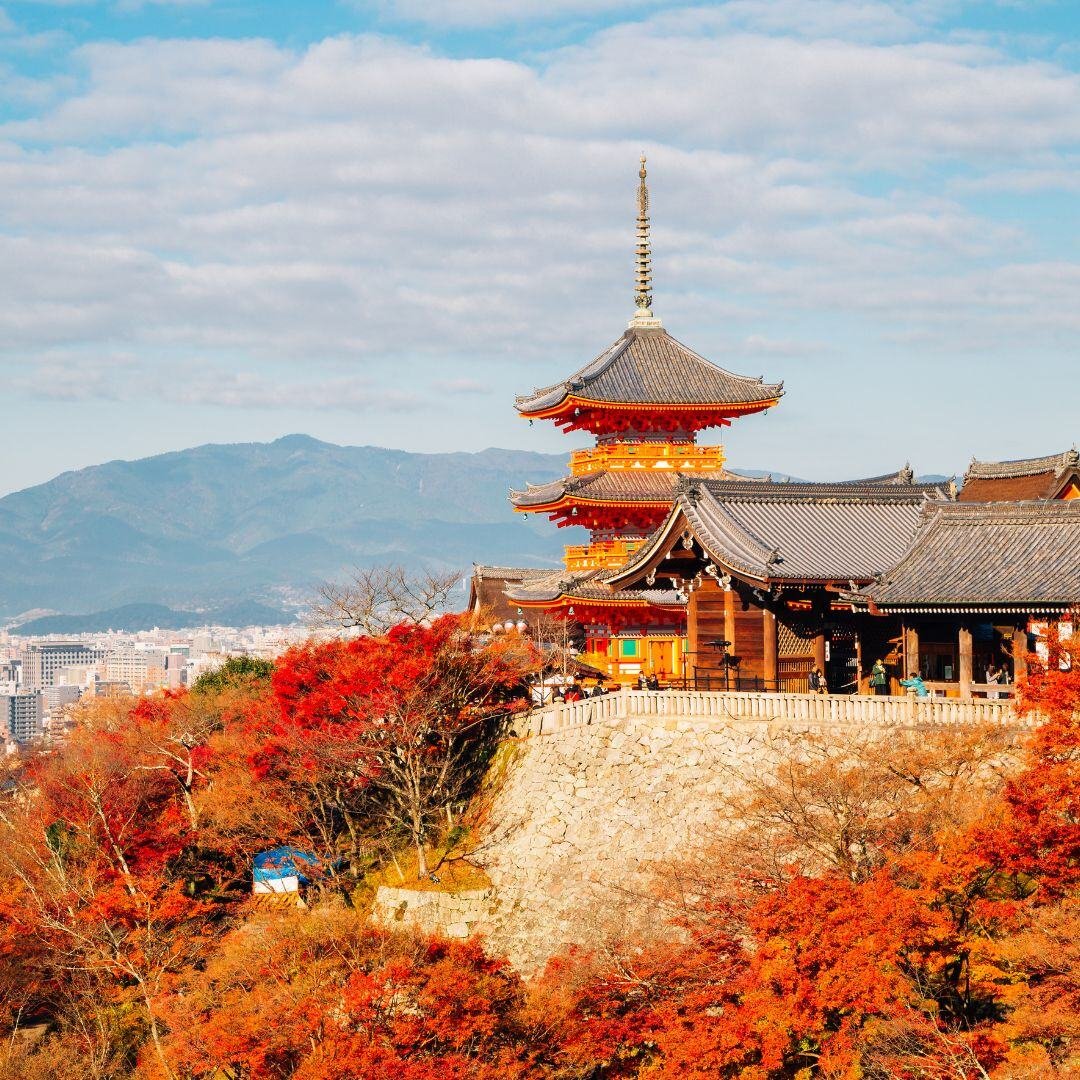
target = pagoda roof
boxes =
[851,501,1080,613]
[515,326,784,417]
[608,477,950,588]
[960,448,1079,502]
[510,469,681,510]
[504,567,685,609]
[510,468,945,512]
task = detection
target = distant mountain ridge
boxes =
[0,436,571,617]
[12,602,295,635]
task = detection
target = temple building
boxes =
[958,449,1080,502]
[468,161,1080,696]
[499,157,783,682]
[605,473,952,693]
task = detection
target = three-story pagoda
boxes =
[506,158,784,683]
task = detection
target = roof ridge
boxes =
[964,447,1079,481]
[659,328,785,394]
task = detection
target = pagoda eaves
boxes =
[515,326,783,435]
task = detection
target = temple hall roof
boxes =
[514,326,784,416]
[468,565,557,622]
[853,501,1080,613]
[960,448,1080,502]
[608,478,950,587]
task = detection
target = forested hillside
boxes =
[0,436,568,617]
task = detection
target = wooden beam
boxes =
[959,624,974,701]
[763,608,779,693]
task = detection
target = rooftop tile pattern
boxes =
[861,501,1080,610]
[503,567,683,608]
[608,479,949,586]
[964,448,1079,482]
[510,470,682,508]
[515,327,784,414]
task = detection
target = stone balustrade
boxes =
[515,688,1030,738]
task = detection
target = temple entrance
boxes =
[826,630,859,694]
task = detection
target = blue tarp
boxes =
[253,845,320,885]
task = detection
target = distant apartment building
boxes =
[105,647,168,694]
[23,643,107,690]
[43,683,83,718]
[1,691,44,742]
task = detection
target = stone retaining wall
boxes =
[371,885,496,940]
[474,703,1024,972]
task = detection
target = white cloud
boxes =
[0,8,1076,471]
[365,0,661,30]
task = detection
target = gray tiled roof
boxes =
[859,501,1080,610]
[515,327,784,413]
[504,567,685,608]
[509,470,945,510]
[510,470,681,508]
[608,479,946,587]
[964,448,1079,482]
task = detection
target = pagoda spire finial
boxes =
[631,153,662,329]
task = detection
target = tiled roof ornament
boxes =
[631,155,662,330]
[947,477,959,501]
[899,462,914,485]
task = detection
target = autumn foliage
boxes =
[1,621,1080,1078]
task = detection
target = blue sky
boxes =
[0,0,1078,494]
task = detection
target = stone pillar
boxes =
[1012,621,1029,684]
[763,608,779,693]
[959,624,974,701]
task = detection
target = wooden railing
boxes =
[569,443,727,475]
[513,689,1031,739]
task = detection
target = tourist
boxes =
[590,681,607,698]
[637,672,648,690]
[986,664,1002,700]
[809,666,828,694]
[900,671,929,697]
[646,673,660,691]
[870,658,888,696]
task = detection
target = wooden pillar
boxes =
[1012,621,1029,684]
[763,607,779,693]
[959,624,974,701]
[904,623,920,676]
[813,630,827,672]
[724,587,736,654]
[687,589,700,668]
[855,629,864,693]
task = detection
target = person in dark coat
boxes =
[870,659,888,696]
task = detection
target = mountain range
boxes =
[0,435,571,624]
[0,435,947,630]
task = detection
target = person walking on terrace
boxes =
[809,666,828,694]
